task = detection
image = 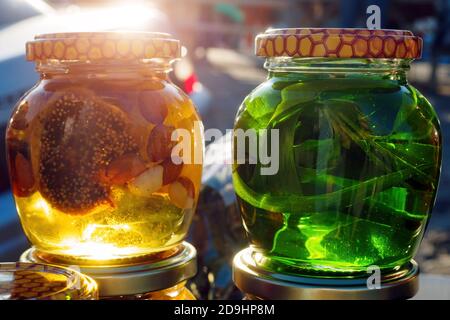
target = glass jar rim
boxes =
[264,56,412,74]
[26,31,181,63]
[0,262,98,300]
[255,28,422,60]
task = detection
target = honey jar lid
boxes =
[0,262,98,300]
[255,28,422,59]
[21,242,197,298]
[26,32,181,62]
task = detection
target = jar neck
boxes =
[266,57,411,83]
[36,59,172,81]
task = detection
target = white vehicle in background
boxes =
[0,0,210,189]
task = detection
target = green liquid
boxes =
[233,71,441,276]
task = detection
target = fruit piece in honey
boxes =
[146,124,177,162]
[139,90,168,125]
[101,154,146,185]
[169,177,195,209]
[162,157,183,185]
[12,152,35,197]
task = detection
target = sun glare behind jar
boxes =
[62,3,164,32]
[59,240,141,261]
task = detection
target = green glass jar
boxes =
[232,28,442,277]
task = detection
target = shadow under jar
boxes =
[6,32,203,262]
[232,28,442,277]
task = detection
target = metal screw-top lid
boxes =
[21,242,197,298]
[0,262,98,300]
[233,248,419,300]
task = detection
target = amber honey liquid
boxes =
[7,75,203,262]
[15,191,191,259]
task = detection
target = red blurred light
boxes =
[184,73,198,95]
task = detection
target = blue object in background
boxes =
[0,191,29,261]
[340,0,390,28]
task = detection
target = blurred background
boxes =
[0,0,450,299]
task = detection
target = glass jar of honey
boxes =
[232,28,442,277]
[6,32,203,262]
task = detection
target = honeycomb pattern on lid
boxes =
[256,28,422,59]
[0,262,98,300]
[26,32,181,62]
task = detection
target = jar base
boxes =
[233,247,419,300]
[20,242,197,298]
[26,244,182,267]
[250,247,412,277]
